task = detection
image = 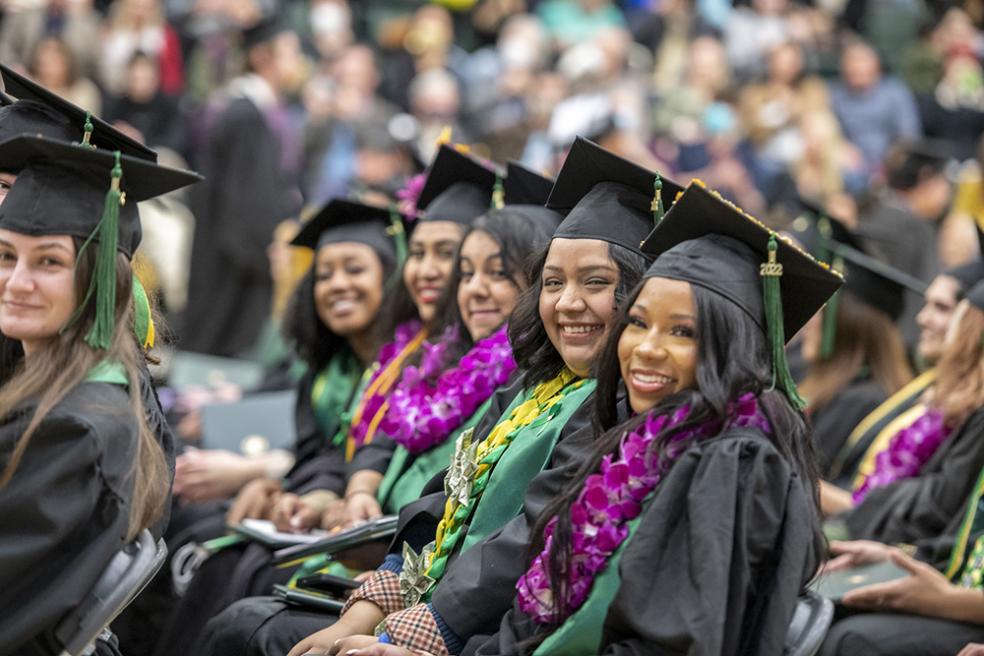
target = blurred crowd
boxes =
[4,0,984,361]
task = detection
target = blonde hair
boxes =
[0,247,168,539]
[928,301,984,427]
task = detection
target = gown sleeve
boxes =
[474,431,820,656]
[810,380,886,477]
[0,408,134,653]
[845,408,984,544]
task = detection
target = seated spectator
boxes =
[0,0,101,78]
[829,38,922,172]
[104,52,184,153]
[27,36,102,116]
[99,0,184,97]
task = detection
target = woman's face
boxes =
[539,238,619,378]
[457,229,521,341]
[618,277,699,415]
[404,220,465,322]
[0,230,77,355]
[314,242,384,337]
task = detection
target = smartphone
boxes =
[296,573,361,596]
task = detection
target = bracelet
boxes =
[345,489,377,501]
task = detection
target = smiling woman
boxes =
[0,135,200,654]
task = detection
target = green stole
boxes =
[85,361,128,386]
[377,397,493,514]
[311,352,364,448]
[461,380,596,553]
[532,498,649,656]
[946,464,984,582]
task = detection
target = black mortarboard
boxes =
[243,16,291,51]
[0,135,200,256]
[291,198,403,264]
[944,260,984,298]
[968,280,984,312]
[886,139,950,191]
[501,161,564,233]
[417,144,499,225]
[547,137,683,255]
[0,64,156,162]
[789,207,924,321]
[642,181,843,409]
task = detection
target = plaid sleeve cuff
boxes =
[428,603,464,655]
[342,570,405,616]
[382,603,450,656]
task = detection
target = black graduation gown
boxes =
[196,379,595,656]
[810,379,887,479]
[845,407,984,544]
[474,430,821,656]
[180,96,298,357]
[0,381,138,656]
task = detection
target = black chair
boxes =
[54,529,167,656]
[784,591,835,656]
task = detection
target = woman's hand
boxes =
[226,478,281,524]
[820,481,855,517]
[272,493,322,533]
[173,448,264,501]
[823,540,895,573]
[841,550,971,620]
[286,602,386,656]
[321,498,349,530]
[328,635,379,655]
[958,644,984,656]
[342,646,435,656]
[345,491,383,527]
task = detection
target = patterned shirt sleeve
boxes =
[341,570,405,616]
[381,603,450,656]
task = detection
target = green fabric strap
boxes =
[461,381,597,554]
[311,353,363,447]
[378,397,492,513]
[85,360,128,386]
[532,509,648,656]
[946,464,984,580]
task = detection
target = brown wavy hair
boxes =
[0,243,168,540]
[799,292,913,411]
[928,301,984,427]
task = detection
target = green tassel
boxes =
[491,174,505,210]
[651,174,664,226]
[387,206,408,273]
[81,111,95,149]
[75,151,123,350]
[760,234,807,411]
[820,289,840,360]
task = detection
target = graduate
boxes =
[827,259,984,488]
[0,135,199,655]
[789,212,918,477]
[202,137,683,656]
[822,266,984,545]
[446,180,843,655]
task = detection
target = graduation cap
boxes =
[547,137,683,255]
[885,139,951,191]
[641,181,843,410]
[944,260,984,298]
[0,64,156,162]
[242,16,291,50]
[0,135,201,349]
[417,144,500,225]
[291,198,407,267]
[967,280,984,312]
[501,161,564,234]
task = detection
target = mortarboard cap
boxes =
[0,135,200,257]
[967,280,984,312]
[0,64,156,162]
[291,198,404,265]
[417,144,499,225]
[642,181,843,409]
[502,161,564,234]
[944,260,984,298]
[547,137,683,255]
[243,16,291,51]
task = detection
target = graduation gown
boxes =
[474,429,821,656]
[181,92,298,357]
[0,381,138,655]
[845,406,984,544]
[810,378,887,479]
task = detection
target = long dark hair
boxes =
[282,244,396,369]
[528,281,824,638]
[508,241,648,388]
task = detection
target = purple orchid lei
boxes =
[853,406,953,503]
[516,393,771,625]
[348,320,423,450]
[379,324,516,454]
[396,173,427,221]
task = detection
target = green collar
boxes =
[85,360,128,386]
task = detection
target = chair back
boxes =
[784,591,835,656]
